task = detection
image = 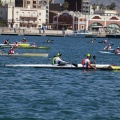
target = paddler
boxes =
[8,46,14,54]
[104,44,111,50]
[54,53,66,65]
[82,54,96,69]
[115,47,120,54]
[22,38,27,42]
[14,41,20,47]
[4,39,9,44]
[32,43,36,47]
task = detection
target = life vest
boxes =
[81,58,86,65]
[52,56,57,64]
[9,49,14,54]
[23,39,27,42]
[4,40,7,44]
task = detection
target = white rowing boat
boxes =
[5,64,120,70]
[98,51,120,54]
[0,53,48,57]
[4,63,119,70]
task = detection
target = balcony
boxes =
[20,15,37,19]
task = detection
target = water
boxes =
[0,35,120,120]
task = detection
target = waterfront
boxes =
[0,35,120,119]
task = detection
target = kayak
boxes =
[98,51,120,54]
[1,46,50,50]
[0,43,30,47]
[4,63,120,70]
[0,53,48,57]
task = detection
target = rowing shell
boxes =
[0,43,30,47]
[0,46,50,50]
[98,51,120,54]
[0,53,48,57]
[4,64,120,70]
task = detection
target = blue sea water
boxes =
[0,35,120,120]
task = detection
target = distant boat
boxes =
[66,30,97,38]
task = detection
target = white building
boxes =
[0,3,48,29]
[8,5,46,29]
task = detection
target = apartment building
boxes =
[0,0,49,29]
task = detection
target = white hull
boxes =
[98,51,120,54]
[5,64,111,68]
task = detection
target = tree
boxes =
[99,4,105,10]
[63,2,69,10]
[105,2,116,10]
[109,2,116,10]
[92,3,97,11]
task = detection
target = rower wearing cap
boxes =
[4,39,9,44]
[8,46,14,54]
[54,53,66,65]
[115,47,120,54]
[22,38,27,42]
[14,41,20,47]
[32,43,36,47]
[82,54,96,69]
[104,44,111,50]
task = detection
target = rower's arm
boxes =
[88,62,96,69]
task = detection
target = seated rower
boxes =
[14,41,20,47]
[54,53,66,65]
[8,47,14,54]
[22,38,27,42]
[82,54,96,69]
[104,40,107,43]
[115,47,120,54]
[104,44,111,50]
[32,43,36,47]
[4,39,9,44]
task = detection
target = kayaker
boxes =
[82,54,96,69]
[55,53,66,65]
[32,43,36,47]
[104,44,111,50]
[14,41,20,47]
[104,40,107,43]
[22,38,27,42]
[8,46,14,54]
[4,39,9,44]
[91,39,94,43]
[115,47,120,54]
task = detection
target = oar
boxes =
[93,55,96,64]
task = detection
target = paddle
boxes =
[71,63,78,67]
[92,55,96,64]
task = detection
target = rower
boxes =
[104,44,111,50]
[8,46,14,54]
[104,40,107,43]
[4,39,9,44]
[52,55,57,65]
[14,41,20,47]
[82,54,96,69]
[22,38,27,42]
[32,43,36,47]
[54,53,66,65]
[115,47,120,54]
